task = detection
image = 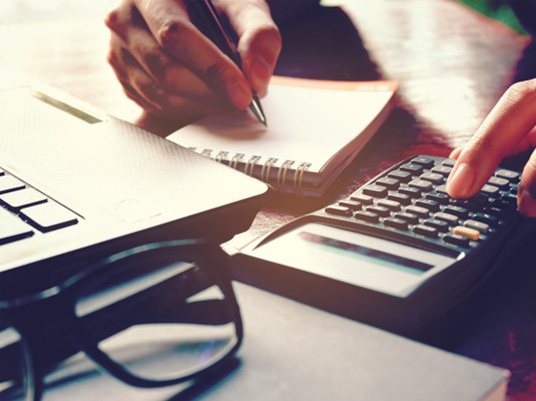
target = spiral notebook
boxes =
[167,76,397,196]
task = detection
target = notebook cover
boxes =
[41,283,508,401]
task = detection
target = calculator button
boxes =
[431,165,452,176]
[0,176,25,194]
[377,199,401,212]
[325,206,353,217]
[363,185,388,198]
[466,193,489,209]
[384,218,409,231]
[495,169,519,180]
[434,212,459,225]
[413,224,438,238]
[408,179,433,192]
[394,212,419,225]
[423,219,449,232]
[442,159,456,167]
[452,226,481,241]
[463,219,489,234]
[388,170,412,183]
[509,184,519,195]
[426,192,449,205]
[415,199,440,212]
[355,211,380,223]
[487,206,510,219]
[435,185,448,194]
[487,176,509,190]
[473,213,499,227]
[501,193,517,207]
[375,177,400,190]
[387,192,411,205]
[338,200,362,211]
[398,187,421,198]
[350,193,374,205]
[411,157,435,168]
[420,172,443,185]
[449,198,469,208]
[443,233,470,248]
[480,184,500,198]
[366,205,391,217]
[405,205,430,218]
[400,163,424,175]
[443,205,468,219]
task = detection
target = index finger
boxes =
[134,0,252,109]
[218,0,281,94]
[446,79,536,198]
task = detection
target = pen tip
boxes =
[249,96,267,127]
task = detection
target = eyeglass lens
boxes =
[73,250,238,382]
[0,323,31,401]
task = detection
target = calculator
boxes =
[233,156,536,335]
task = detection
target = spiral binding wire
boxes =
[192,148,311,189]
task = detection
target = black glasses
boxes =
[0,239,243,401]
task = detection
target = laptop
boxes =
[0,70,268,292]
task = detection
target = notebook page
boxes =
[167,77,396,174]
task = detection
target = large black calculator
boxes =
[233,156,536,335]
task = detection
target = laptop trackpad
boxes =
[104,199,161,223]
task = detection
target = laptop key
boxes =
[21,202,78,232]
[0,175,25,194]
[0,188,48,210]
[0,208,34,244]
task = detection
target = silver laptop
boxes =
[0,71,268,288]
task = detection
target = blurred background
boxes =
[0,0,528,34]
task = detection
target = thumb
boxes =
[219,0,281,95]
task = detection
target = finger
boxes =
[108,39,165,112]
[108,3,219,102]
[510,127,536,155]
[218,0,281,95]
[518,148,536,217]
[449,147,463,159]
[450,127,536,161]
[134,0,252,109]
[122,80,161,114]
[446,79,536,198]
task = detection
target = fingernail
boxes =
[446,162,474,197]
[518,186,536,215]
[227,81,252,110]
[250,57,272,93]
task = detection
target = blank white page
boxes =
[167,77,396,174]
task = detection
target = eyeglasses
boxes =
[0,239,243,401]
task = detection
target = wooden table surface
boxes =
[1,1,535,399]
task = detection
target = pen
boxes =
[188,0,267,126]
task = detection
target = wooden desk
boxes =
[1,1,534,399]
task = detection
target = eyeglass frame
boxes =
[0,238,244,401]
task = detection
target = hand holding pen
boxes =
[105,0,281,126]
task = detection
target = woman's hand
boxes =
[105,0,281,125]
[446,79,536,216]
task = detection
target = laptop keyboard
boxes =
[0,169,78,244]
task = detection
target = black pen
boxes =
[188,0,267,126]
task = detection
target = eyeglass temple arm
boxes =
[0,297,232,384]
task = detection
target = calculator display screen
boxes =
[249,223,456,296]
[298,232,434,273]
